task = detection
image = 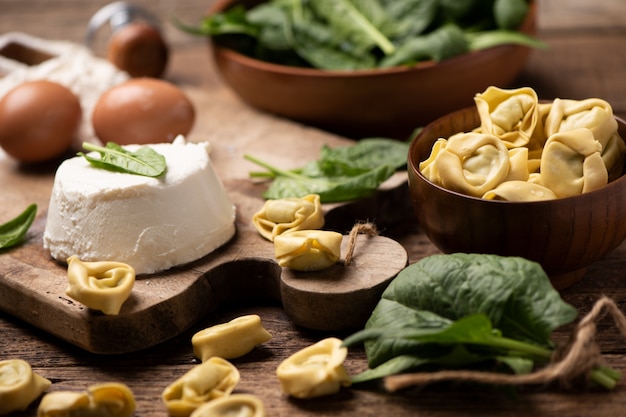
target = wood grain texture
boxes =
[1,0,626,416]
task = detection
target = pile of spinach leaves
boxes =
[175,0,545,70]
[245,137,410,203]
[343,253,621,390]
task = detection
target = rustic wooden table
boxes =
[2,0,626,416]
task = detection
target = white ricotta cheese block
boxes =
[43,136,236,275]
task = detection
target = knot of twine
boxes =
[344,221,379,266]
[384,296,626,392]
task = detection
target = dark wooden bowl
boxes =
[207,0,537,140]
[407,105,626,290]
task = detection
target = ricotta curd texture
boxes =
[43,136,236,275]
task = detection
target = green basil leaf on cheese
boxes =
[79,142,167,178]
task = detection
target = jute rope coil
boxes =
[344,222,379,266]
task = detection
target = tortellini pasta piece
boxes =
[544,97,617,149]
[0,359,51,415]
[474,86,540,148]
[274,230,342,271]
[66,255,135,315]
[483,181,557,201]
[252,194,324,241]
[37,391,88,417]
[418,138,446,183]
[189,394,266,417]
[276,337,351,399]
[192,315,272,362]
[420,132,530,197]
[162,357,240,417]
[538,128,608,198]
[37,383,136,417]
[544,97,626,179]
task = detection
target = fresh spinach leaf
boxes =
[79,142,167,178]
[315,138,410,173]
[382,254,578,345]
[348,315,542,383]
[0,204,37,249]
[173,5,257,37]
[352,344,500,383]
[309,0,396,55]
[245,137,408,203]
[467,30,547,51]
[380,0,439,40]
[380,23,469,67]
[247,154,396,203]
[291,18,378,70]
[493,0,529,30]
[247,2,292,50]
[343,254,593,384]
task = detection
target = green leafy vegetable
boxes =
[379,23,469,68]
[79,142,167,178]
[493,0,529,30]
[245,138,409,203]
[309,0,396,55]
[343,253,620,389]
[174,0,544,70]
[0,204,37,249]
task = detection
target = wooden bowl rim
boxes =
[208,0,537,79]
[408,106,626,206]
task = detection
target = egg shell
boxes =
[92,78,195,145]
[107,22,169,78]
[0,80,81,163]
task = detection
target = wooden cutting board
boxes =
[0,87,410,354]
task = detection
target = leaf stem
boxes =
[81,142,109,154]
[481,334,552,360]
[244,154,308,181]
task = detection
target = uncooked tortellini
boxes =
[37,383,136,417]
[544,97,626,180]
[483,181,557,201]
[0,359,51,415]
[252,194,324,241]
[192,315,272,362]
[190,394,266,417]
[419,132,528,197]
[162,357,240,417]
[276,337,351,399]
[474,86,539,148]
[274,230,342,271]
[538,128,608,198]
[66,255,135,315]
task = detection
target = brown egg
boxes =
[107,22,169,78]
[0,80,81,163]
[92,78,195,145]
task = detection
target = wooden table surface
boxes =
[2,0,626,416]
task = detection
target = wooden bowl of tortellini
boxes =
[408,86,626,290]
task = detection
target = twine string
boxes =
[344,222,379,266]
[384,296,626,392]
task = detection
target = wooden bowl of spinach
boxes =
[176,0,542,140]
